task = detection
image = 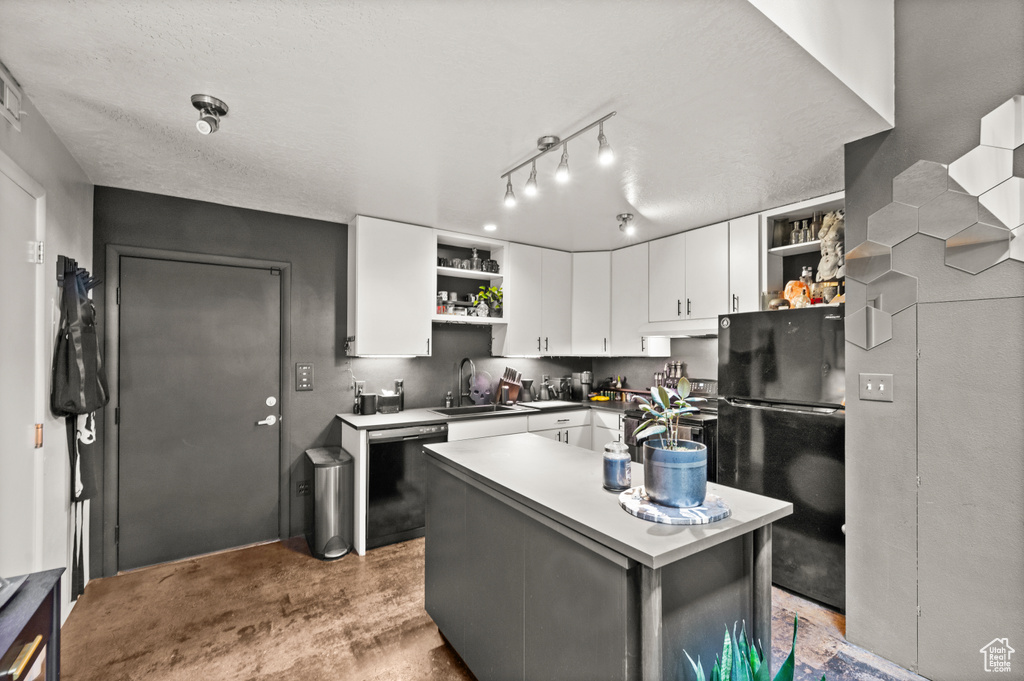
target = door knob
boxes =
[256,415,278,426]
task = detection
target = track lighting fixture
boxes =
[618,213,635,236]
[555,144,570,183]
[598,122,614,166]
[504,177,516,207]
[525,161,538,196]
[191,94,228,135]
[500,111,615,207]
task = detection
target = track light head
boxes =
[598,122,614,166]
[555,145,570,183]
[504,177,517,207]
[525,162,538,197]
[191,94,228,135]
[618,213,635,236]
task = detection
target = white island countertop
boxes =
[424,432,793,569]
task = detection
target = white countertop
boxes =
[336,399,597,430]
[424,432,792,569]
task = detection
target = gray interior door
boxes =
[118,256,281,571]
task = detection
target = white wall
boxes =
[0,89,93,623]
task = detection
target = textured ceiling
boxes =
[0,1,890,251]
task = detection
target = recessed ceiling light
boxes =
[484,224,497,232]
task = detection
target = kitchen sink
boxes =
[429,404,529,417]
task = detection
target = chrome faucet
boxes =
[458,357,476,407]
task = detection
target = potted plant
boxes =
[477,285,503,318]
[683,615,820,681]
[633,377,707,508]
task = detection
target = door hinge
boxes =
[270,267,281,276]
[917,605,921,618]
[28,241,44,264]
[116,287,121,305]
[115,407,119,425]
[916,474,920,487]
[115,525,120,545]
[34,424,43,448]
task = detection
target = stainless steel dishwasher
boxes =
[366,422,448,549]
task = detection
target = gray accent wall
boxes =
[843,1,1024,676]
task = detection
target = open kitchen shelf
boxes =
[767,240,822,256]
[436,265,503,283]
[432,314,507,325]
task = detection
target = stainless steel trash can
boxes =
[304,447,353,560]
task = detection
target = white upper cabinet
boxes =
[728,214,761,313]
[571,251,611,356]
[684,221,730,319]
[505,243,544,356]
[348,216,434,356]
[541,249,572,356]
[612,243,670,357]
[648,232,687,322]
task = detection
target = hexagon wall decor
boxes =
[918,190,978,239]
[867,201,918,246]
[945,222,1012,274]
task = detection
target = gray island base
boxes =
[423,433,793,681]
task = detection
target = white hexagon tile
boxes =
[918,189,978,239]
[867,201,918,246]
[849,94,1023,351]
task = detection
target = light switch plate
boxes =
[859,373,894,402]
[296,363,314,391]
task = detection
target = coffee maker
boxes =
[580,371,593,399]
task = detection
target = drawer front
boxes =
[448,415,529,441]
[591,409,624,430]
[528,410,591,432]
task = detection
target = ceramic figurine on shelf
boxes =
[816,210,845,281]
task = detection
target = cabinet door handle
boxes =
[427,338,430,354]
[677,299,682,316]
[544,337,549,352]
[732,294,739,312]
[603,337,607,352]
[537,336,542,351]
[564,429,569,443]
[686,298,691,316]
[557,430,562,442]
[556,418,570,423]
[641,336,645,352]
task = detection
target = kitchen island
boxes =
[423,432,792,681]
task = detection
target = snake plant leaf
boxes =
[678,376,691,399]
[721,626,733,681]
[684,650,705,681]
[772,615,799,681]
[712,655,722,681]
[748,634,762,678]
[732,622,753,681]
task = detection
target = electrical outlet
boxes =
[296,480,311,496]
[859,373,894,402]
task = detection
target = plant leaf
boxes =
[732,622,752,681]
[771,615,799,681]
[712,656,722,681]
[684,650,706,681]
[657,385,673,410]
[650,387,665,408]
[721,626,733,681]
[634,423,666,438]
[677,376,691,398]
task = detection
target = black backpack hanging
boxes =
[51,256,108,501]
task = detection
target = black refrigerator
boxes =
[717,306,846,610]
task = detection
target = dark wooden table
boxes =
[0,568,63,680]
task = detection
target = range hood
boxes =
[638,318,721,339]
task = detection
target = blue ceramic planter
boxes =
[642,439,708,508]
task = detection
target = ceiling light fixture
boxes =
[598,122,614,165]
[618,213,636,236]
[504,177,516,207]
[484,223,497,232]
[500,111,615,206]
[555,144,570,183]
[191,94,228,135]
[524,161,539,196]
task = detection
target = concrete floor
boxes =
[59,538,927,680]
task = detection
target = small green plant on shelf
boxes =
[477,285,503,314]
[683,615,823,681]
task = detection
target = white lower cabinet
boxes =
[590,409,625,454]
[447,416,529,441]
[528,410,591,449]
